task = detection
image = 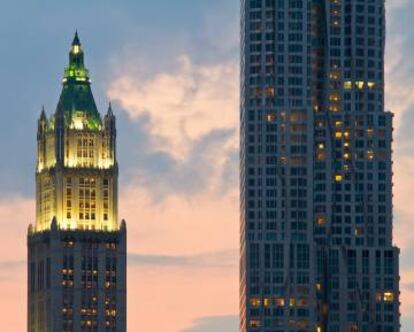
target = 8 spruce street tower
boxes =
[240,0,400,331]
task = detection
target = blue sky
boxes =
[0,1,414,331]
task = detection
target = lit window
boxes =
[316,216,327,225]
[250,320,260,328]
[329,70,340,80]
[335,174,343,182]
[275,298,285,307]
[329,105,340,113]
[344,81,353,89]
[329,93,340,102]
[267,113,276,123]
[383,292,394,302]
[355,81,365,89]
[250,298,261,307]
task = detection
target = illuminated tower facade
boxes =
[28,33,126,332]
[240,1,400,331]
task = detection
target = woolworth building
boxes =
[27,33,127,332]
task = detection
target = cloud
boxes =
[115,111,238,201]
[181,315,238,332]
[385,1,414,138]
[139,130,235,198]
[400,266,414,330]
[109,55,239,201]
[109,56,238,158]
[129,249,237,269]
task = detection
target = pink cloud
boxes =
[106,54,241,330]
[108,56,239,159]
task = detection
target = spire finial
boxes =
[107,101,114,116]
[65,32,88,82]
[51,216,58,231]
[72,30,80,46]
[40,105,46,120]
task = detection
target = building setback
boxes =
[240,0,400,331]
[28,33,126,332]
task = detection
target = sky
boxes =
[0,1,413,331]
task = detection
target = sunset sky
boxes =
[1,1,414,331]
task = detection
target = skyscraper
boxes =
[240,1,400,331]
[28,33,126,332]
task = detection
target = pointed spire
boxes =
[28,223,34,235]
[70,31,83,57]
[121,219,127,232]
[72,30,81,46]
[107,101,114,116]
[40,105,46,121]
[51,216,58,231]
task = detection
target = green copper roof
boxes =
[56,32,102,130]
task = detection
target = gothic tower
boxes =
[28,33,127,332]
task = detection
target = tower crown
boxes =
[58,32,102,130]
[36,34,118,233]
